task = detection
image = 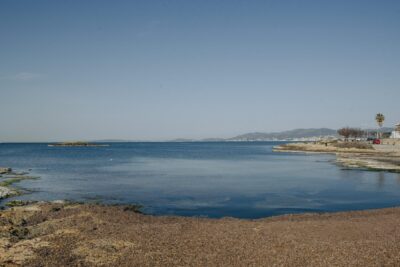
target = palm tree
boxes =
[375,113,385,138]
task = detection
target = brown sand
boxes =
[1,203,400,266]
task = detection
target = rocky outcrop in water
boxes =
[0,186,15,199]
[0,168,39,200]
[0,167,12,174]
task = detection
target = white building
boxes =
[390,123,400,139]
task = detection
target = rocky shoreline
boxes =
[0,167,15,200]
[274,142,400,172]
[0,167,39,201]
[336,153,400,172]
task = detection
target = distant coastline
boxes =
[1,127,395,143]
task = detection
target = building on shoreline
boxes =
[390,124,400,139]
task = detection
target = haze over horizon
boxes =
[1,0,399,142]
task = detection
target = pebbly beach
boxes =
[1,202,400,266]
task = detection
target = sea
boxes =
[1,142,400,218]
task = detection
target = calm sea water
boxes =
[1,142,400,218]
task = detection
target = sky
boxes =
[0,0,399,141]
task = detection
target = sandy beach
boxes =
[1,202,400,266]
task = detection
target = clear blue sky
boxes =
[1,0,399,141]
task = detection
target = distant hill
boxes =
[93,127,395,143]
[229,128,338,141]
[169,138,196,142]
[201,138,227,142]
[364,127,394,133]
[91,139,133,143]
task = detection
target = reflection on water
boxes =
[373,172,400,189]
[1,142,400,218]
[338,169,399,190]
[378,172,385,188]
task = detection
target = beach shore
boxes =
[1,202,400,266]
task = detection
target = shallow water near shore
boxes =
[1,142,400,218]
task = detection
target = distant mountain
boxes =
[201,138,227,142]
[364,127,394,133]
[229,128,338,141]
[93,127,395,143]
[169,138,196,142]
[91,139,134,143]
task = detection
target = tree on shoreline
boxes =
[338,127,351,141]
[350,128,364,139]
[337,127,365,141]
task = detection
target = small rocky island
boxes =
[48,142,109,147]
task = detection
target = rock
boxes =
[0,186,15,199]
[51,200,66,204]
[6,200,34,208]
[0,167,12,174]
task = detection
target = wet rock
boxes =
[51,207,62,212]
[0,167,12,174]
[0,186,15,199]
[6,200,35,207]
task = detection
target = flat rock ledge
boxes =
[0,186,16,199]
[0,168,38,200]
[273,143,378,154]
[337,154,400,172]
[274,143,400,172]
[0,167,12,174]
